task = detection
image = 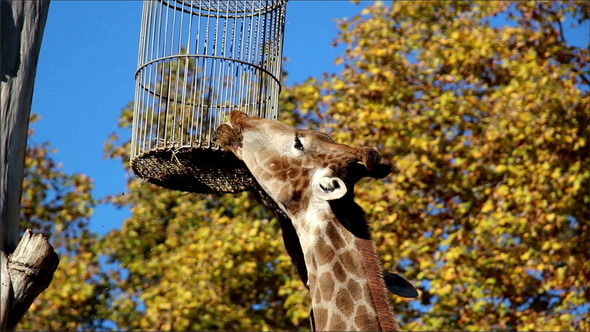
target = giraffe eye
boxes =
[294,136,304,151]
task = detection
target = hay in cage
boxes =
[130,0,287,194]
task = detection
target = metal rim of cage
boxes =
[135,54,280,108]
[161,0,287,18]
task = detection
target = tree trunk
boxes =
[0,1,56,330]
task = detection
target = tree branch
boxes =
[3,230,59,331]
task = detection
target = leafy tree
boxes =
[17,115,112,330]
[282,1,589,330]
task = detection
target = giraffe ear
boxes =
[312,175,347,201]
[383,271,419,298]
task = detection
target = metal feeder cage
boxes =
[131,0,287,193]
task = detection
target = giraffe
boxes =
[216,111,416,331]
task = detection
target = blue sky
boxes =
[31,1,371,235]
[31,1,588,237]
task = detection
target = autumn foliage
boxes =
[20,1,589,331]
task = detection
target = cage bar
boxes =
[130,0,287,193]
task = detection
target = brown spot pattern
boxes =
[329,313,346,331]
[354,304,376,329]
[348,278,362,299]
[335,289,354,316]
[333,261,346,283]
[316,237,335,266]
[340,250,361,277]
[314,287,322,304]
[326,221,345,250]
[314,307,329,331]
[319,272,335,301]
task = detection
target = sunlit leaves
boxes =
[18,116,110,330]
[100,167,310,329]
[20,252,111,331]
[285,1,588,330]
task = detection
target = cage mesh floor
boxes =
[131,147,257,194]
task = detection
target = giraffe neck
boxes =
[291,197,398,331]
[246,156,397,330]
[248,177,309,285]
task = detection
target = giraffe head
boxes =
[216,111,391,217]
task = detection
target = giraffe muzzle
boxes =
[353,147,392,180]
[360,148,381,171]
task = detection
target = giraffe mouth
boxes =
[343,147,392,181]
[350,156,392,181]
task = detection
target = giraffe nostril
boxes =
[331,179,340,189]
[365,149,381,170]
[319,179,341,192]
